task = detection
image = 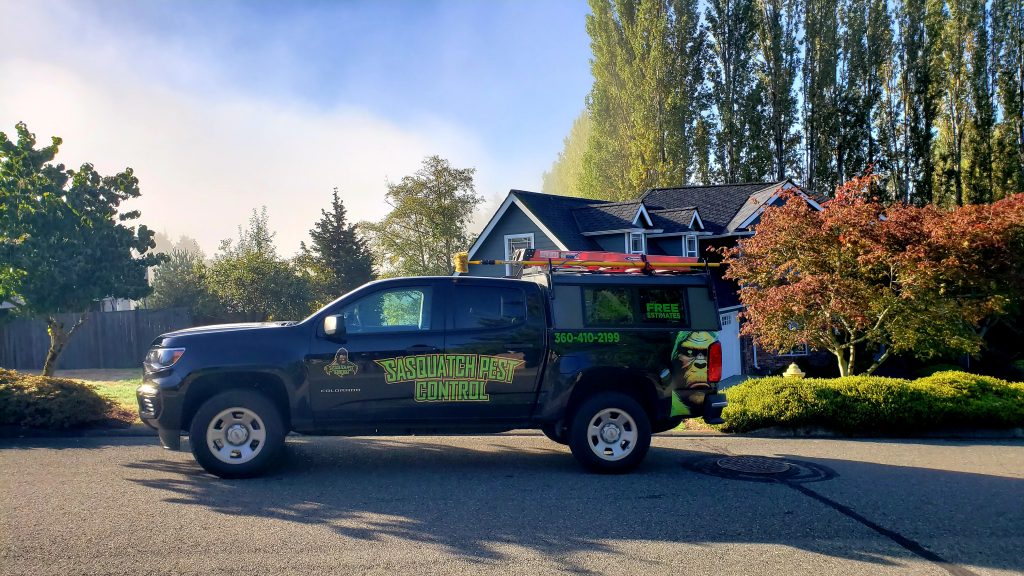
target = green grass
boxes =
[90,379,142,420]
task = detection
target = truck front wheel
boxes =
[189,390,285,479]
[568,392,651,473]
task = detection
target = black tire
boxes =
[189,390,285,479]
[541,422,568,445]
[568,392,652,474]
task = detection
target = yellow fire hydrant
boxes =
[783,363,805,379]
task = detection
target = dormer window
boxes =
[629,232,646,254]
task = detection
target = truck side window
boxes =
[583,287,634,326]
[638,287,687,325]
[339,287,432,333]
[452,286,527,330]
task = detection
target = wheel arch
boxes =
[564,367,658,425]
[180,370,291,432]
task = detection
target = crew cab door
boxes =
[440,280,546,421]
[306,283,444,423]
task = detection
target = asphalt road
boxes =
[1,434,1021,576]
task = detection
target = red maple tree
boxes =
[723,175,1024,376]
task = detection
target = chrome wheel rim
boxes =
[206,407,267,464]
[587,408,638,461]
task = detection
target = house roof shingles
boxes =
[642,181,787,234]
[648,207,697,233]
[507,181,792,250]
[571,201,644,233]
[510,190,604,250]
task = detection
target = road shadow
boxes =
[122,437,1023,574]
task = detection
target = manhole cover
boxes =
[717,456,791,474]
[683,455,836,484]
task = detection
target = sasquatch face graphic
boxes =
[672,331,716,386]
[335,348,349,364]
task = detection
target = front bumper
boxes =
[137,372,186,450]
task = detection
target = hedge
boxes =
[721,371,1024,434]
[0,369,118,429]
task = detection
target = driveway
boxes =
[1,434,1021,575]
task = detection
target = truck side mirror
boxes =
[323,314,346,338]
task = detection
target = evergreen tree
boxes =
[299,188,375,305]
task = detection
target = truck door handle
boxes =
[405,345,439,354]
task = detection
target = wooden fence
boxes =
[0,308,193,370]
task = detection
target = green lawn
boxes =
[46,369,143,423]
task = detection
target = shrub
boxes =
[0,369,117,428]
[721,371,1024,434]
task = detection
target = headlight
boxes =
[145,347,185,369]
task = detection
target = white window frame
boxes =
[627,232,646,254]
[683,234,698,258]
[504,233,534,277]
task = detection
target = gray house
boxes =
[460,180,823,379]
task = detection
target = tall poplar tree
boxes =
[802,0,840,194]
[991,0,1024,200]
[542,112,593,198]
[707,0,759,183]
[753,0,801,181]
[581,0,677,200]
[668,0,714,185]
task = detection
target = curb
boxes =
[0,423,157,439]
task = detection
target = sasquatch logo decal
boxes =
[668,330,719,417]
[374,354,525,402]
[672,331,717,386]
[325,348,359,377]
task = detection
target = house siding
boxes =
[592,234,627,252]
[647,237,684,256]
[469,203,559,277]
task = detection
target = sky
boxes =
[0,0,593,256]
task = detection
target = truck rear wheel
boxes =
[568,392,651,473]
[189,390,285,479]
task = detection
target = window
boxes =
[779,344,810,356]
[452,286,527,330]
[779,320,809,355]
[629,232,645,254]
[638,287,687,325]
[339,287,432,333]
[583,287,634,326]
[684,234,698,258]
[504,233,534,276]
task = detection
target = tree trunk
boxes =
[833,348,850,377]
[42,313,88,377]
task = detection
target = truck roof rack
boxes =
[453,249,719,277]
[452,249,721,303]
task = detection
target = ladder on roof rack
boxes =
[452,249,720,276]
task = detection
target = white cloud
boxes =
[0,1,527,257]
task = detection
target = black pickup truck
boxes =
[138,266,727,478]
